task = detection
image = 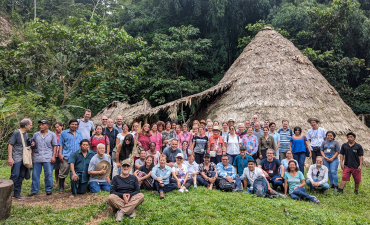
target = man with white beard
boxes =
[106,159,145,221]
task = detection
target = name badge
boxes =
[325,149,331,153]
[353,150,357,153]
[269,170,273,174]
[201,149,204,152]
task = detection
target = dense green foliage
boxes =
[1,162,369,224]
[1,0,370,158]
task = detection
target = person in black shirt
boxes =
[134,155,154,190]
[338,132,363,195]
[107,159,145,221]
[103,119,119,156]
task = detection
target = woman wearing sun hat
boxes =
[207,126,226,164]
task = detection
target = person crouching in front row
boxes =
[107,159,145,221]
[151,154,177,199]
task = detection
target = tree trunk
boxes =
[34,0,36,20]
[0,179,13,221]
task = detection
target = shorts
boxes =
[342,167,361,183]
[54,157,61,170]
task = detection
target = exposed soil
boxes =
[85,207,113,225]
[0,16,14,46]
[13,192,106,210]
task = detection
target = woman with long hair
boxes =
[175,125,182,137]
[181,141,192,161]
[150,123,163,152]
[284,160,319,203]
[116,123,131,146]
[178,124,193,148]
[281,150,299,171]
[320,131,340,190]
[138,124,152,151]
[130,122,139,139]
[89,125,110,154]
[192,126,208,164]
[258,127,276,160]
[206,123,213,139]
[134,155,154,190]
[192,120,200,127]
[171,121,177,130]
[172,153,189,193]
[225,125,241,164]
[114,134,134,177]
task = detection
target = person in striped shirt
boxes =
[277,120,293,160]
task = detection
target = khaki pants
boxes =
[59,159,70,179]
[107,193,144,215]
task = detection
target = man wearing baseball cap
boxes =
[227,118,235,127]
[197,153,218,190]
[107,158,145,221]
[28,120,58,197]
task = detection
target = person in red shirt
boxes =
[207,126,226,164]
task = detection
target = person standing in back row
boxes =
[28,120,57,197]
[8,118,33,200]
[277,120,293,160]
[307,118,326,164]
[103,119,119,157]
[113,116,124,133]
[58,119,83,192]
[77,109,95,140]
[338,132,363,195]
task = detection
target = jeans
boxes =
[88,181,111,193]
[290,187,314,201]
[268,175,283,189]
[210,155,222,164]
[227,154,238,165]
[260,149,267,159]
[293,152,306,174]
[71,175,88,196]
[10,161,28,196]
[235,175,245,189]
[153,180,177,193]
[323,154,339,186]
[279,151,286,161]
[194,152,204,164]
[31,162,53,193]
[306,180,329,190]
[197,171,216,186]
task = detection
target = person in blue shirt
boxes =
[151,154,177,199]
[259,149,285,190]
[58,119,83,192]
[216,155,236,188]
[68,139,95,198]
[233,147,254,191]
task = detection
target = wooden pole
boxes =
[34,0,36,20]
[362,114,365,124]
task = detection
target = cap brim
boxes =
[122,164,130,166]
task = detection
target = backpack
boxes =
[253,176,269,197]
[217,178,236,192]
[226,134,239,143]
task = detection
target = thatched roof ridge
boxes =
[190,26,370,164]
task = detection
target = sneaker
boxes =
[194,183,197,188]
[311,196,319,204]
[46,191,52,195]
[28,192,38,197]
[185,189,189,192]
[116,210,124,222]
[13,195,25,201]
[178,189,184,193]
[129,209,137,218]
[330,184,335,189]
[354,190,358,195]
[337,188,344,194]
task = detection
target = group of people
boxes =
[7,111,364,220]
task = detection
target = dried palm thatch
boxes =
[91,99,152,125]
[93,27,370,164]
[191,27,370,164]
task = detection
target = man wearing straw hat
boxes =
[107,158,144,221]
[88,143,112,193]
[307,117,326,164]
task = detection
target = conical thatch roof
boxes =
[93,27,370,164]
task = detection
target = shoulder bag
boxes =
[19,130,32,169]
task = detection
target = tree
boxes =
[141,25,212,105]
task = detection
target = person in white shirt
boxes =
[225,125,241,164]
[77,109,95,139]
[243,159,283,197]
[307,118,326,164]
[184,153,199,189]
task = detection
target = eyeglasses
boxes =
[176,157,183,160]
[125,139,131,142]
[102,119,107,121]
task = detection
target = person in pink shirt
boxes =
[138,124,152,151]
[150,123,163,153]
[177,124,193,149]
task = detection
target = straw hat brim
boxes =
[95,160,111,178]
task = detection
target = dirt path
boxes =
[13,192,106,210]
[85,207,113,225]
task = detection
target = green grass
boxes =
[1,160,370,224]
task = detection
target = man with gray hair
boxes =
[8,118,33,200]
[306,156,329,194]
[236,123,247,139]
[253,122,264,139]
[103,118,119,157]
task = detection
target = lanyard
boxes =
[199,136,205,148]
[184,132,188,140]
[328,141,331,149]
[215,137,219,150]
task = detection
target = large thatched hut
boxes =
[92,27,370,164]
